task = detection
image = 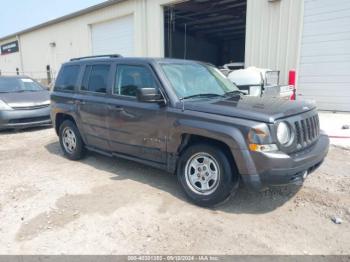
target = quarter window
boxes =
[114,65,157,97]
[81,64,110,93]
[54,65,80,91]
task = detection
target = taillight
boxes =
[289,69,296,100]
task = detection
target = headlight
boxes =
[248,124,278,152]
[0,100,12,110]
[277,122,292,145]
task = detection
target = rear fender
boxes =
[51,93,87,144]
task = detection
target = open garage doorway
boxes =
[164,0,247,68]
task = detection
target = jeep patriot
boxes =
[51,55,329,207]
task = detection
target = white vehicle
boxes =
[226,66,294,99]
[220,62,245,76]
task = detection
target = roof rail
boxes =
[70,54,122,61]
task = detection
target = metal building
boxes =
[0,0,348,111]
[298,0,350,111]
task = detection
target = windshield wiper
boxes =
[15,90,39,93]
[225,90,245,97]
[182,93,224,100]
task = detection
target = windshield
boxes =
[0,78,44,93]
[161,63,239,99]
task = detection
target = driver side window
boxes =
[114,65,158,97]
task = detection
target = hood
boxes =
[183,96,316,123]
[0,90,50,108]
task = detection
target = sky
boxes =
[0,0,107,38]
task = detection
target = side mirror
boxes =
[137,87,164,103]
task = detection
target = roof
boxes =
[63,56,211,66]
[64,56,204,65]
[0,0,126,42]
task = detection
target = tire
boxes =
[59,120,85,160]
[177,143,239,207]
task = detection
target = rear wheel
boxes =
[59,120,85,160]
[177,143,239,207]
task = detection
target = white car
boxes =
[226,66,294,99]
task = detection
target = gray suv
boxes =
[51,55,329,207]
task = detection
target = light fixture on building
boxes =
[49,42,56,47]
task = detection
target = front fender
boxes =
[169,118,247,151]
[168,118,258,176]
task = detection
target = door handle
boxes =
[76,100,86,105]
[108,105,123,111]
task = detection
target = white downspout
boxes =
[16,34,24,74]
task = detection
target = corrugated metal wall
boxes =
[245,0,304,85]
[298,0,350,111]
[1,0,304,84]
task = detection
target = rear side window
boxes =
[81,64,110,94]
[54,65,80,91]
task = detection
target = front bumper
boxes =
[241,134,330,190]
[0,106,52,130]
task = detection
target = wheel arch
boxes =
[180,133,240,169]
[168,120,251,177]
[55,113,77,135]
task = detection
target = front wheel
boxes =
[177,144,239,207]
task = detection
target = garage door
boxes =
[298,0,350,111]
[91,15,134,57]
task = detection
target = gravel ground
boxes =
[319,111,350,149]
[0,127,349,255]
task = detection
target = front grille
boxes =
[12,104,49,110]
[9,116,51,124]
[294,114,320,150]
